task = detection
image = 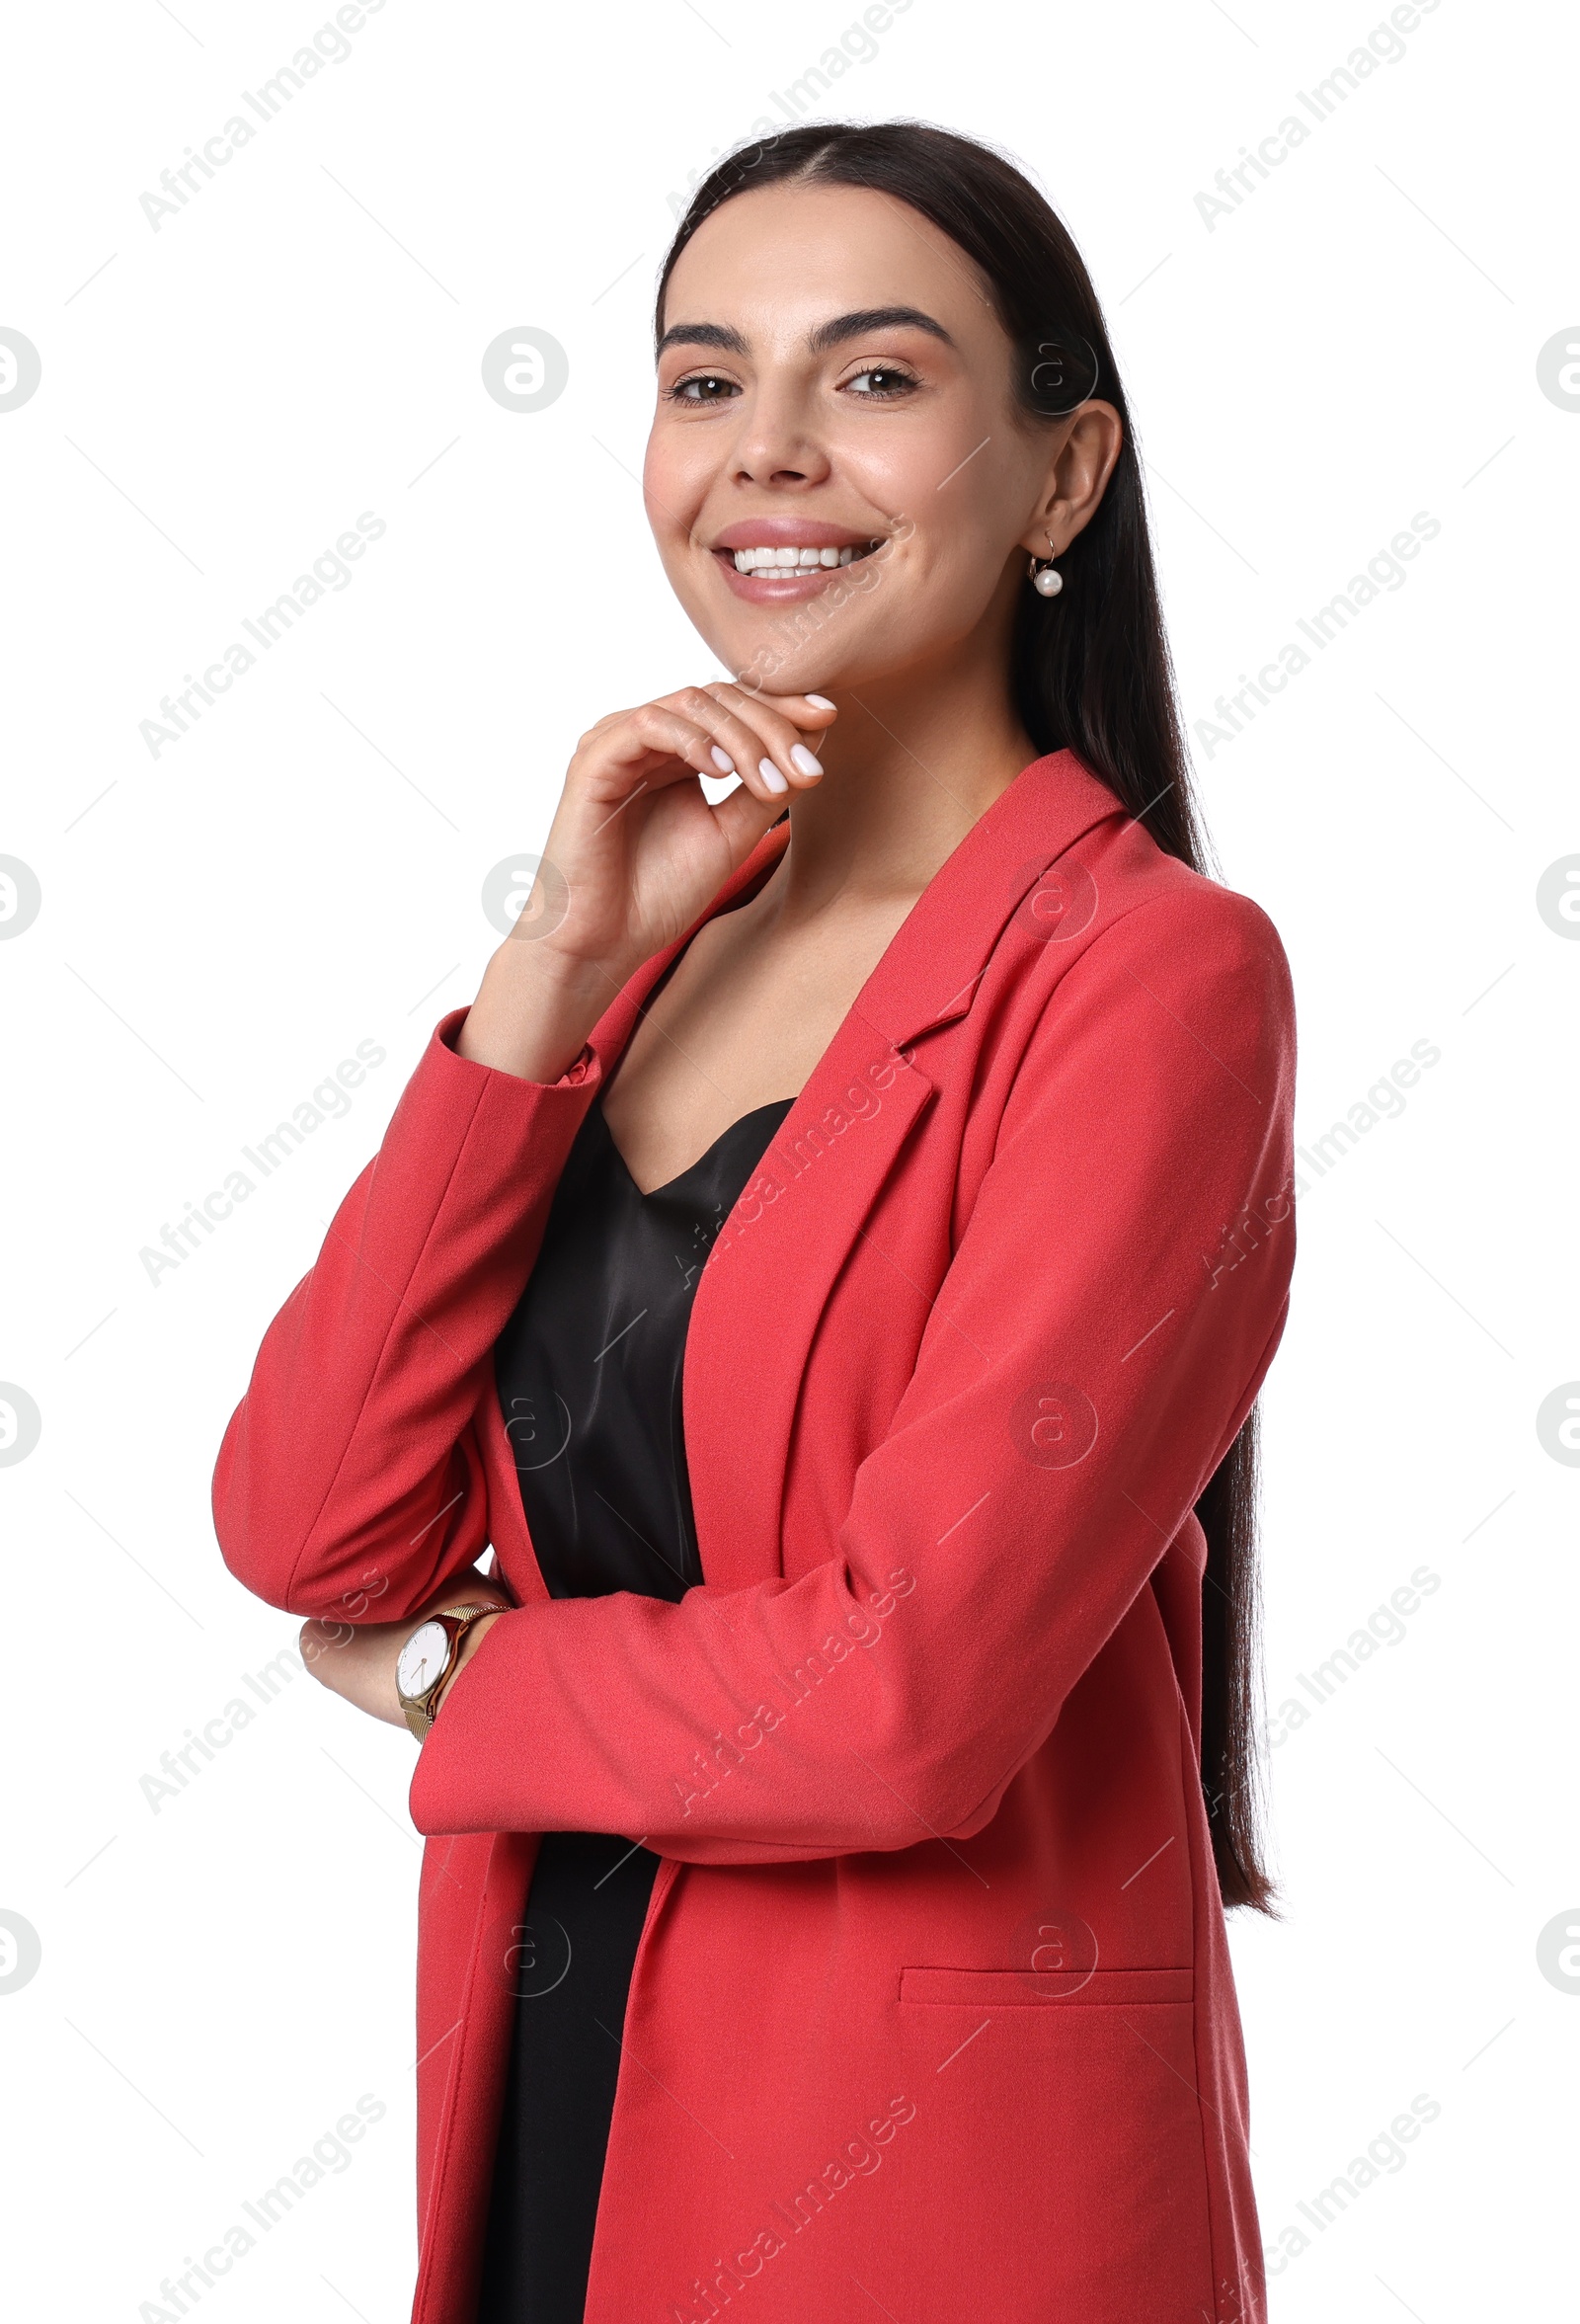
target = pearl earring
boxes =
[1028,532,1064,598]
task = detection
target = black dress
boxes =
[475,1092,794,2324]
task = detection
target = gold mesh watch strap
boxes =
[400,1602,505,1742]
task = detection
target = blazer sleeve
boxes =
[408,885,1298,1863]
[210,1009,603,1621]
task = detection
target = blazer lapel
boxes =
[684,1011,936,1595]
[684,749,1128,1594]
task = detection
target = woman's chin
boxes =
[672,573,908,699]
[680,619,908,705]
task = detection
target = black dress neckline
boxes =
[589,1093,798,1203]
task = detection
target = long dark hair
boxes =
[657,121,1274,1912]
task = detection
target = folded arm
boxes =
[406,887,1297,1863]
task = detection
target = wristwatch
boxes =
[395,1603,501,1741]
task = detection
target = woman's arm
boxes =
[212,681,832,1628]
[210,1009,602,1623]
[298,1563,512,1726]
[407,882,1296,1864]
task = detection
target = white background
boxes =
[2,2,1574,2318]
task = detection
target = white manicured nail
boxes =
[758,758,788,794]
[790,745,823,777]
[805,693,834,709]
[711,746,736,773]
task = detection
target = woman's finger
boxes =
[587,701,788,807]
[730,688,840,729]
[647,686,816,799]
[700,683,836,792]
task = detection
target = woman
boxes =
[214,122,1296,2324]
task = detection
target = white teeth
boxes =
[729,541,875,572]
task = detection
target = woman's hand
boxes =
[458,683,836,1082]
[299,1565,511,1730]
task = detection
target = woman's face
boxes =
[644,180,1105,699]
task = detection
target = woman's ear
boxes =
[1021,400,1125,558]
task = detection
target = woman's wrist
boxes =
[456,940,614,1082]
[430,1608,505,1722]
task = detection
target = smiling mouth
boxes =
[720,539,884,573]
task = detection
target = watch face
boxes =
[397,1620,449,1699]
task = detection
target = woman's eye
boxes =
[671,373,740,403]
[843,366,917,398]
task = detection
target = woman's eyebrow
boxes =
[655,306,956,361]
[807,305,955,353]
[656,321,749,358]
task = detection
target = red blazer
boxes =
[213,750,1296,2324]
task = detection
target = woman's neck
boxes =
[762,621,1040,926]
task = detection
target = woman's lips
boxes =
[711,538,886,603]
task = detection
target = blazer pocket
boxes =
[899,1964,1193,2008]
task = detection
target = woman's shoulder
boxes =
[1078,803,1287,963]
[961,808,1298,1193]
[1008,790,1291,1006]
[998,801,1296,1093]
